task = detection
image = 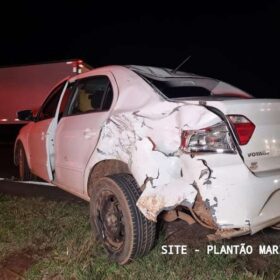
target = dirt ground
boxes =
[0,247,53,280]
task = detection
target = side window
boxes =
[68,76,113,115]
[37,82,66,121]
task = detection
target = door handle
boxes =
[83,128,96,139]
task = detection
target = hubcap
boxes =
[96,190,125,251]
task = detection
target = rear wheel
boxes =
[89,173,156,264]
[17,143,33,181]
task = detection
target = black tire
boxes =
[17,143,33,181]
[89,173,156,264]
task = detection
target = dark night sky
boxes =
[0,1,279,98]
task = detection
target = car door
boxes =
[54,73,116,195]
[28,80,68,181]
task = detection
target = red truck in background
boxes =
[0,59,92,142]
[0,60,91,124]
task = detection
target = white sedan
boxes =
[14,65,280,263]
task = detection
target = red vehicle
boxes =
[0,60,91,124]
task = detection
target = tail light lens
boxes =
[180,122,235,153]
[227,115,255,145]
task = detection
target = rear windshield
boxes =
[149,79,210,98]
[144,76,251,100]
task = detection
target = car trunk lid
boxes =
[206,99,280,174]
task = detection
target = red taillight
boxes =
[228,115,255,145]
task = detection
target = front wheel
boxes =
[89,173,156,264]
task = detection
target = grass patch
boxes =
[1,193,280,279]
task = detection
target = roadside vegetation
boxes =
[1,193,280,279]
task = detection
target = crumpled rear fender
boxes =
[84,100,247,228]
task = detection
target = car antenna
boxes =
[171,55,191,74]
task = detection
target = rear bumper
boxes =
[137,151,280,236]
[180,152,280,234]
[250,189,280,234]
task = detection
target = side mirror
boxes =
[17,110,34,121]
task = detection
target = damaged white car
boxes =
[14,65,280,264]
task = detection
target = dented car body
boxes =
[14,65,280,261]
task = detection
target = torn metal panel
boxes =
[192,188,217,228]
[136,178,197,222]
[85,101,225,224]
[162,210,196,225]
[86,102,250,231]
